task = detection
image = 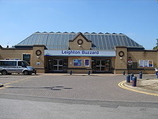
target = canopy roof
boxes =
[16,32,143,50]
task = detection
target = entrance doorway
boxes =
[46,57,68,73]
[92,59,111,73]
[53,59,64,71]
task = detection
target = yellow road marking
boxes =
[118,80,158,96]
[0,76,38,90]
[4,77,31,85]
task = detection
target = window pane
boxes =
[23,54,31,64]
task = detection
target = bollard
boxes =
[130,73,134,80]
[126,75,130,83]
[123,71,126,75]
[139,71,142,79]
[132,76,137,87]
[156,71,158,78]
[88,71,90,75]
[70,71,72,75]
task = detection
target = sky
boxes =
[0,0,158,49]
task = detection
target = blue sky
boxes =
[0,0,158,49]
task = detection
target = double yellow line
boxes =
[118,80,158,96]
[0,76,34,90]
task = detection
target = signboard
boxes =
[139,60,153,67]
[84,59,90,67]
[73,59,82,66]
[44,50,116,57]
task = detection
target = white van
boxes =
[0,60,36,75]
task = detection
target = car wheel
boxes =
[1,70,7,75]
[23,71,28,75]
[28,72,32,75]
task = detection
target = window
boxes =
[139,60,153,67]
[73,59,82,66]
[0,61,16,66]
[23,54,31,64]
[18,61,28,67]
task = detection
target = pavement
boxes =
[118,74,158,96]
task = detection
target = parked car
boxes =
[0,60,36,75]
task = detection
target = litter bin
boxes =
[132,76,137,87]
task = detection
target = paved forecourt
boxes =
[0,73,158,102]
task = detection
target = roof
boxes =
[16,32,143,50]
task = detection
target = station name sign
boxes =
[45,50,115,57]
[61,50,99,55]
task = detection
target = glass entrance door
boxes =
[92,59,111,72]
[53,59,63,71]
[96,60,106,72]
[47,58,68,72]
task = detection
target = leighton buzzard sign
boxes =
[45,50,115,57]
[61,50,99,55]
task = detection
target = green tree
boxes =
[153,39,158,50]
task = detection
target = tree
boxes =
[153,39,158,50]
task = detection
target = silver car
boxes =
[0,60,36,75]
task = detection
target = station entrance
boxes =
[45,56,68,73]
[92,58,112,73]
[45,56,112,73]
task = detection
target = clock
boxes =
[36,50,42,56]
[77,39,83,45]
[118,51,124,57]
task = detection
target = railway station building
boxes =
[0,31,157,74]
